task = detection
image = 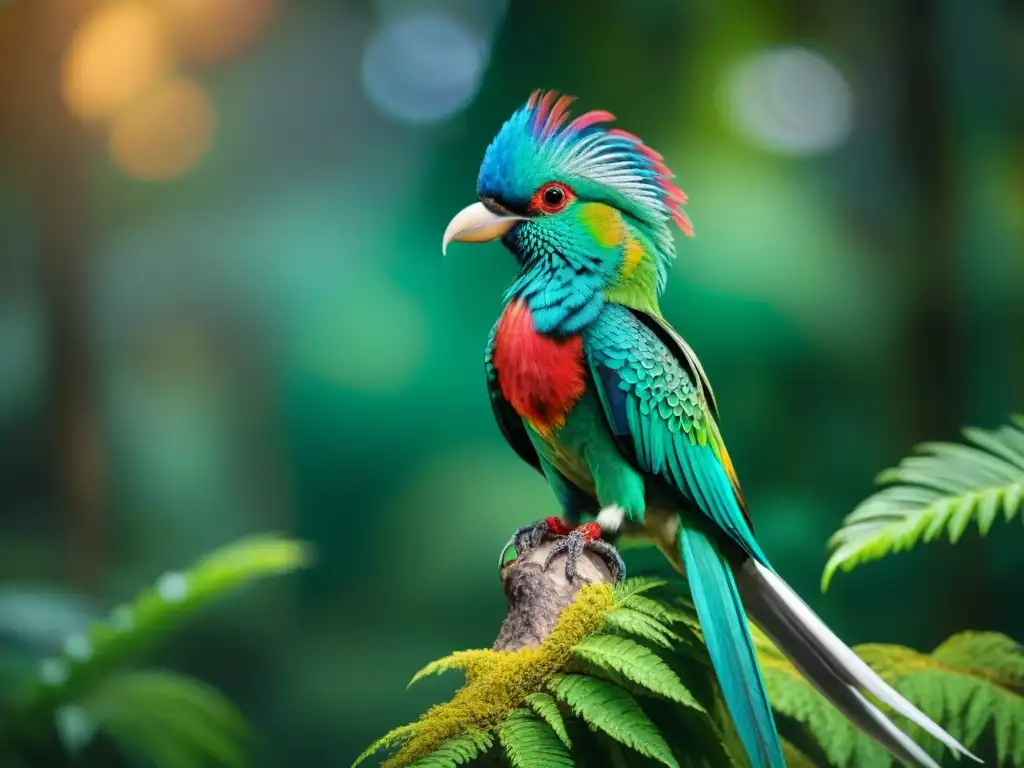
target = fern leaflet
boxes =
[571,634,703,712]
[603,607,679,649]
[407,732,492,767]
[823,415,1024,590]
[524,692,571,749]
[498,709,573,768]
[549,674,679,768]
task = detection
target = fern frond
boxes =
[407,650,494,688]
[77,669,249,767]
[498,709,573,768]
[571,635,702,711]
[4,534,310,755]
[855,637,1024,765]
[549,674,679,768]
[930,631,1024,690]
[759,654,889,767]
[762,630,1024,767]
[352,724,418,767]
[407,732,493,767]
[613,577,668,602]
[823,415,1024,590]
[602,608,679,649]
[524,693,571,749]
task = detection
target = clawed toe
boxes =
[541,522,626,584]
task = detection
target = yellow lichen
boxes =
[379,583,615,768]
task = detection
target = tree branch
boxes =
[492,538,615,651]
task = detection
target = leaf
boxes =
[603,607,679,649]
[407,650,493,688]
[352,723,417,767]
[407,732,492,767]
[616,595,691,629]
[549,674,679,767]
[525,692,571,749]
[762,631,1024,767]
[571,634,703,711]
[822,416,1024,590]
[498,709,574,768]
[854,640,1024,765]
[614,577,668,602]
[930,631,1024,690]
[80,669,250,767]
[10,534,311,723]
[759,656,889,768]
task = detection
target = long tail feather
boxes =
[679,525,786,768]
[736,558,982,767]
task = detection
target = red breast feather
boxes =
[492,300,586,434]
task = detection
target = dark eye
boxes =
[543,186,564,207]
[532,182,574,214]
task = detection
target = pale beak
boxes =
[442,202,525,255]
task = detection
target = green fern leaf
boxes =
[352,724,417,767]
[407,732,493,768]
[498,709,573,768]
[4,534,309,756]
[571,634,703,711]
[930,631,1024,690]
[79,669,249,767]
[525,692,571,749]
[760,656,890,767]
[856,640,1024,765]
[822,416,1024,590]
[613,577,668,602]
[616,595,691,628]
[603,607,679,649]
[549,674,679,767]
[407,650,493,688]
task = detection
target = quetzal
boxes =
[442,90,980,768]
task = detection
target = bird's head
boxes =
[442,90,693,303]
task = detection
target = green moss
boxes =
[378,584,615,768]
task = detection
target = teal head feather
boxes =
[444,90,693,333]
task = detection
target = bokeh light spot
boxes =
[361,10,488,125]
[162,0,278,64]
[62,1,172,123]
[155,571,188,602]
[724,46,854,156]
[109,76,215,181]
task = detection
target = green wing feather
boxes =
[583,304,766,565]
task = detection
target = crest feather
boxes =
[520,89,693,240]
[478,90,692,293]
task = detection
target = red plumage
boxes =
[492,300,586,434]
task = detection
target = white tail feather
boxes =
[736,559,982,767]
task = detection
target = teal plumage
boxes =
[445,90,980,768]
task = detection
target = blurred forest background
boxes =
[0,0,1021,765]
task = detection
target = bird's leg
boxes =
[498,516,573,568]
[542,521,626,584]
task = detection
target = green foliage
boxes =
[0,533,311,766]
[498,709,573,768]
[758,626,1024,767]
[356,579,721,768]
[363,415,1024,768]
[408,732,493,767]
[549,674,679,767]
[823,415,1024,589]
[75,669,249,767]
[524,693,571,749]
[570,635,702,710]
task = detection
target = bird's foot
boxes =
[543,522,627,585]
[498,516,572,568]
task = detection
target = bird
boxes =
[441,89,981,768]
